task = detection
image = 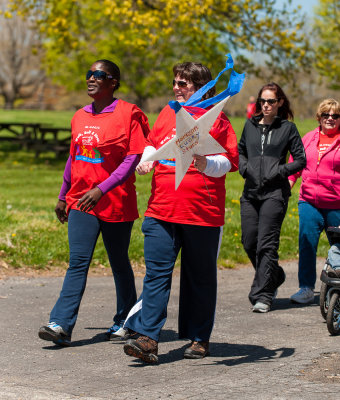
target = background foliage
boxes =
[8,0,313,107]
[313,0,340,89]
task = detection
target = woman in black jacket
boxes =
[238,82,306,313]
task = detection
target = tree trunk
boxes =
[136,95,148,111]
[4,98,15,109]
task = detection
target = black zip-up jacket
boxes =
[238,115,306,200]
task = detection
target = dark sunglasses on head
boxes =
[172,79,188,88]
[321,113,340,120]
[86,70,113,81]
[259,98,279,105]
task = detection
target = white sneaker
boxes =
[106,324,131,341]
[111,327,129,340]
[252,302,270,313]
[38,322,71,346]
[290,288,314,304]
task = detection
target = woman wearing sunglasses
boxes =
[238,82,306,313]
[122,62,239,363]
[289,99,340,304]
[38,59,150,346]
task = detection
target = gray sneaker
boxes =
[290,287,314,304]
[38,322,71,346]
[252,302,270,313]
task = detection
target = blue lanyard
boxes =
[181,53,245,109]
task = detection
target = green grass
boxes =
[0,110,329,270]
[0,110,75,127]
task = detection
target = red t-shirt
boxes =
[66,99,149,222]
[144,105,239,227]
[318,131,340,162]
[246,102,256,119]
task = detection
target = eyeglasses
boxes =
[259,98,279,105]
[321,113,340,120]
[86,70,113,81]
[172,79,189,88]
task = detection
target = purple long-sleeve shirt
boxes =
[58,100,141,201]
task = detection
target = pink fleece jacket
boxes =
[288,127,340,209]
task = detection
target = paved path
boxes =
[1,259,340,399]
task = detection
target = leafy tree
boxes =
[0,2,45,109]
[9,0,312,107]
[313,0,340,89]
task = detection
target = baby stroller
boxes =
[319,226,340,335]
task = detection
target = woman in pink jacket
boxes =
[289,99,340,304]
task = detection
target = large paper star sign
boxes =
[143,96,230,189]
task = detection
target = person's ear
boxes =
[111,79,118,90]
[278,98,284,108]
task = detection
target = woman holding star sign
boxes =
[123,61,239,364]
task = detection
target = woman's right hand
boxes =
[55,200,68,224]
[136,161,154,175]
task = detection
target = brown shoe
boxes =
[124,335,158,364]
[184,341,209,359]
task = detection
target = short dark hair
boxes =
[254,82,294,120]
[96,59,121,90]
[173,62,215,100]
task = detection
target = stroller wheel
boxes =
[320,282,330,320]
[326,292,340,335]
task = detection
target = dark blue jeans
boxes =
[124,217,222,342]
[50,210,136,335]
[298,201,340,289]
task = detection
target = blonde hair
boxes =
[316,98,340,122]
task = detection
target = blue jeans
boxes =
[50,210,136,334]
[124,217,222,342]
[298,201,340,288]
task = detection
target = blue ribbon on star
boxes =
[169,53,245,112]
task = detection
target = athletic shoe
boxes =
[106,324,131,341]
[38,322,71,346]
[184,341,209,359]
[124,335,158,363]
[290,287,314,304]
[252,302,270,313]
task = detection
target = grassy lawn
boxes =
[0,110,329,270]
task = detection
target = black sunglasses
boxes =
[321,113,340,120]
[172,79,188,88]
[259,98,279,105]
[86,70,113,81]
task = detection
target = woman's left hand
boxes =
[193,154,207,173]
[77,187,103,212]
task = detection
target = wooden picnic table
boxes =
[0,122,42,141]
[34,126,71,157]
[0,122,71,157]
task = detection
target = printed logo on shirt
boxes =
[158,132,177,166]
[159,158,176,166]
[74,127,104,163]
[318,143,332,161]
